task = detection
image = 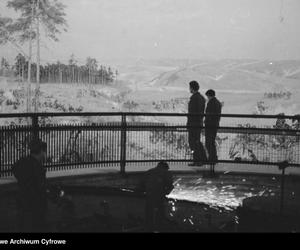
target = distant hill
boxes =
[1,59,300,123]
[238,60,300,79]
[137,59,300,93]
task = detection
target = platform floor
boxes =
[1,162,300,186]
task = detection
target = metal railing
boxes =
[1,112,300,177]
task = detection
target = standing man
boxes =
[187,81,207,166]
[143,161,174,231]
[12,139,48,232]
[205,89,222,164]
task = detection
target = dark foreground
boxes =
[1,171,300,232]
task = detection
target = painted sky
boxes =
[1,0,300,63]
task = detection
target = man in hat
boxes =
[12,139,48,232]
[143,161,174,231]
[205,89,222,164]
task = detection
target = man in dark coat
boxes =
[205,89,222,164]
[12,139,48,232]
[187,81,207,166]
[143,161,174,231]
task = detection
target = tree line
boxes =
[264,91,292,100]
[1,1,120,112]
[13,54,117,84]
[0,0,69,112]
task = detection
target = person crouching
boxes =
[143,161,174,232]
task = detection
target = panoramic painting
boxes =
[0,0,299,238]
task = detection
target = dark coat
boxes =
[187,92,206,126]
[205,97,222,128]
[143,167,174,203]
[12,155,47,211]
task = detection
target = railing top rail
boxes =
[2,124,299,134]
[0,112,299,119]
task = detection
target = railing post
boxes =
[280,167,285,215]
[120,114,127,175]
[31,114,39,141]
[278,161,288,215]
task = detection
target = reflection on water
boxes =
[167,175,280,211]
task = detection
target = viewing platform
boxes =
[1,112,300,232]
[1,162,300,186]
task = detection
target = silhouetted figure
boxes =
[12,139,48,232]
[205,89,222,164]
[143,161,174,231]
[187,81,207,166]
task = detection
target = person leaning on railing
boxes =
[12,139,48,232]
[204,89,222,165]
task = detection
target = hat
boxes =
[29,139,47,154]
[205,89,216,97]
[157,161,169,169]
